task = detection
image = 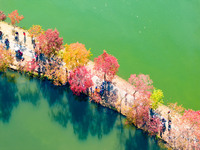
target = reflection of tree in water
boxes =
[39,80,70,127]
[45,82,119,140]
[116,121,167,150]
[16,75,40,105]
[0,72,166,149]
[68,93,118,140]
[89,105,119,139]
[39,79,66,106]
[0,73,19,122]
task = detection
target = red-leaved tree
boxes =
[36,29,63,58]
[127,97,150,128]
[69,66,93,96]
[128,74,154,99]
[24,59,39,72]
[94,50,119,82]
[147,117,161,135]
[8,10,24,25]
[0,11,6,21]
[181,109,200,149]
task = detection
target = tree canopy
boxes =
[8,10,24,25]
[150,89,164,110]
[36,29,63,58]
[68,66,93,96]
[0,11,6,21]
[63,42,91,71]
[94,50,119,82]
[28,25,45,38]
[128,74,154,99]
[0,45,14,72]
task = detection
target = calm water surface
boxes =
[0,72,166,150]
[0,0,199,109]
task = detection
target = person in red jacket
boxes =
[23,32,26,45]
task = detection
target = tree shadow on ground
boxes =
[0,72,19,122]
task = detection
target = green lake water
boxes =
[1,0,200,110]
[0,72,166,150]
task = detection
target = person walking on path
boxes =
[160,117,166,138]
[5,38,10,50]
[32,37,36,49]
[168,111,172,134]
[15,32,19,44]
[0,31,3,43]
[23,32,26,45]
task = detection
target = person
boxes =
[19,41,22,49]
[32,37,36,49]
[35,53,38,62]
[160,118,166,138]
[15,32,19,44]
[0,31,3,43]
[90,87,93,96]
[23,32,26,44]
[107,81,110,95]
[97,87,100,94]
[168,111,172,133]
[150,108,154,118]
[17,50,24,60]
[5,38,9,50]
[162,118,166,133]
[168,120,171,133]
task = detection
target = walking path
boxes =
[0,21,198,149]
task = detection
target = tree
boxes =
[63,42,91,71]
[150,89,164,110]
[44,58,67,86]
[168,102,185,115]
[0,11,6,21]
[0,45,13,72]
[181,109,200,149]
[24,58,39,73]
[147,117,161,135]
[128,74,154,99]
[28,25,45,38]
[94,50,119,82]
[127,97,150,128]
[36,29,63,58]
[8,10,24,25]
[68,66,93,96]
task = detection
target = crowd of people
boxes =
[0,30,28,61]
[0,30,10,50]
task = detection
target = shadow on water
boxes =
[116,121,167,150]
[17,75,40,106]
[39,80,70,128]
[66,92,118,140]
[0,72,167,149]
[0,72,19,123]
[39,80,119,140]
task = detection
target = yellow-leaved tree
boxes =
[63,42,92,71]
[150,89,164,110]
[0,45,14,72]
[28,25,45,38]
